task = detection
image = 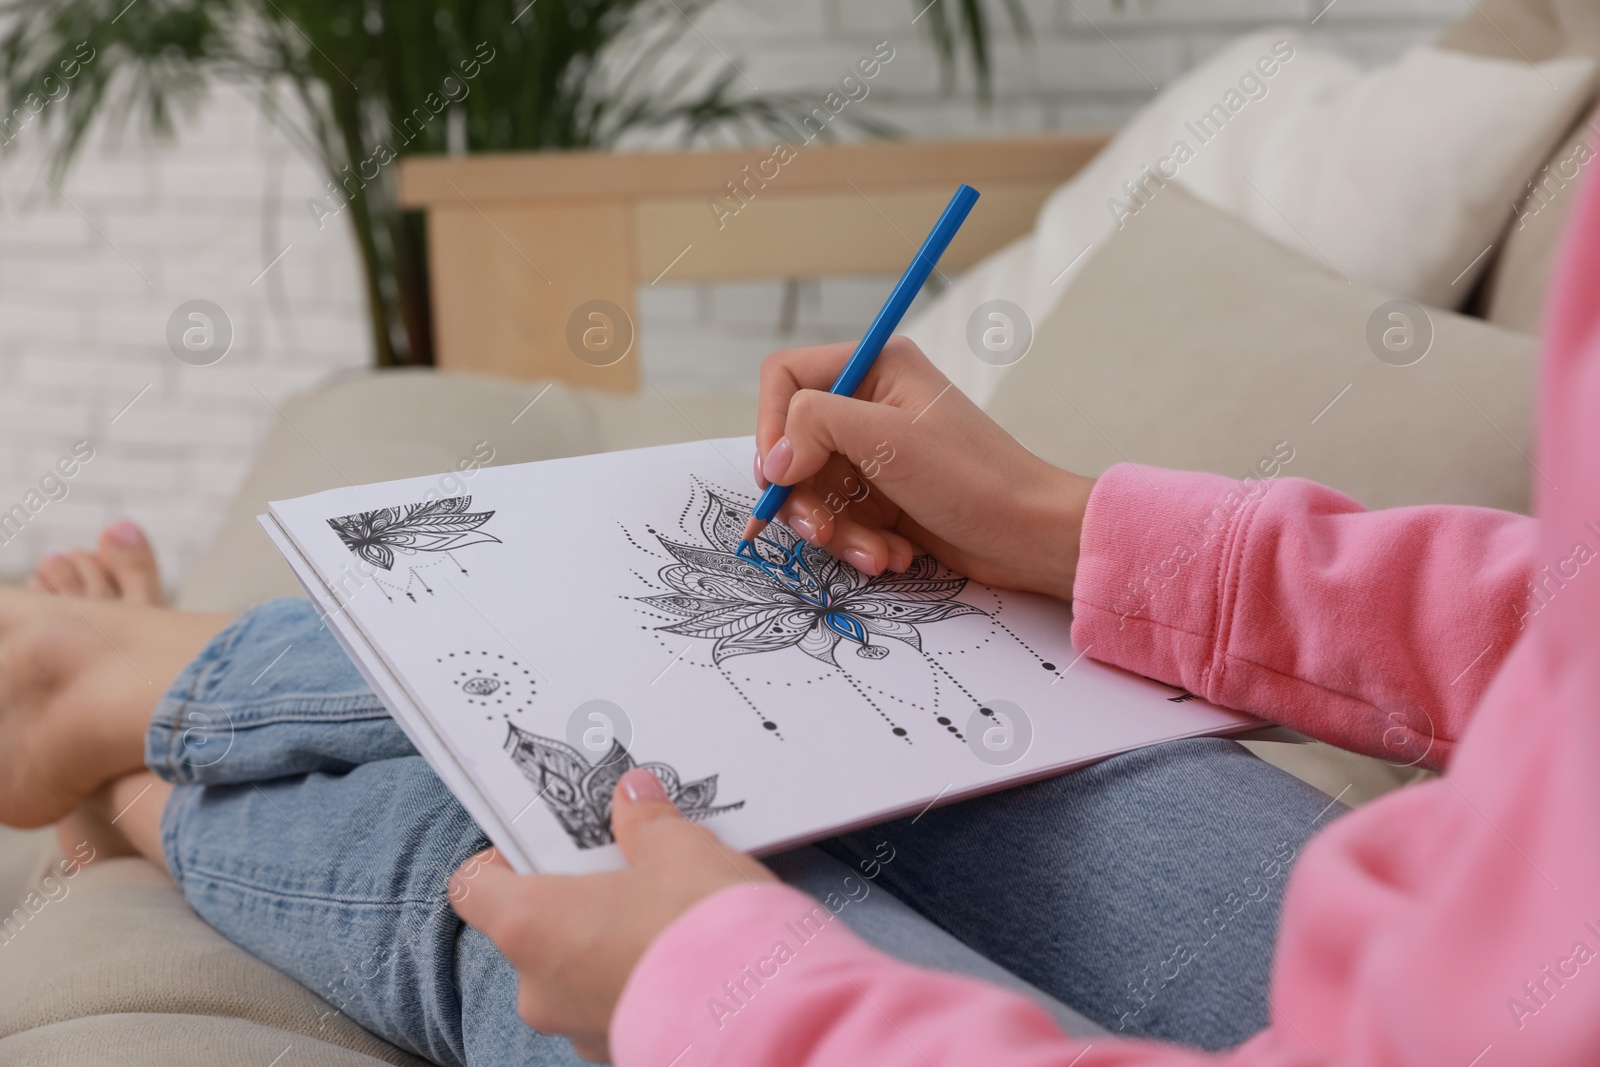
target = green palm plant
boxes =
[920,0,1031,101]
[0,0,1027,367]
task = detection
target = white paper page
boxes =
[268,437,1256,875]
[259,516,536,871]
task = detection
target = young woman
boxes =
[6,174,1593,1067]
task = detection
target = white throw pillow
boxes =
[906,32,1596,407]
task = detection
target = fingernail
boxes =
[887,552,910,573]
[790,515,817,541]
[842,548,876,573]
[762,437,793,483]
[620,767,670,804]
[753,451,768,489]
[108,521,145,547]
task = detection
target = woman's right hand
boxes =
[754,337,1095,602]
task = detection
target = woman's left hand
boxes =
[451,768,775,1063]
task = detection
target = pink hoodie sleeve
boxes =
[1070,466,1536,769]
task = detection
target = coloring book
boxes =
[261,437,1257,874]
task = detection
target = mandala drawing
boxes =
[327,496,500,602]
[627,481,1062,745]
[505,724,743,849]
[637,487,984,667]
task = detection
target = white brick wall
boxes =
[0,79,369,586]
[0,0,1469,590]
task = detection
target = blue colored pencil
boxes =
[738,182,981,551]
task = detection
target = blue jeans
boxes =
[147,599,1340,1065]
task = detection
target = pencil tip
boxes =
[740,517,766,544]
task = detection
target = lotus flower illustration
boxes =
[506,725,743,849]
[637,489,984,666]
[327,496,500,571]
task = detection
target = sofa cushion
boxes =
[0,828,51,918]
[1440,0,1566,60]
[904,29,1591,408]
[0,1014,403,1067]
[985,183,1538,515]
[1482,104,1599,334]
[0,855,428,1067]
[1434,0,1599,338]
[1441,0,1600,60]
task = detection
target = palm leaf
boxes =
[918,0,1032,103]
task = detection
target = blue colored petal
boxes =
[825,612,867,644]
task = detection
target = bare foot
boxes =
[0,585,227,828]
[56,802,135,867]
[29,521,164,605]
[55,773,172,874]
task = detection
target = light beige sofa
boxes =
[1,1,1595,1061]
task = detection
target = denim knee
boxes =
[147,597,413,786]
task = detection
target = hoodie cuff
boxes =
[611,883,868,1067]
[1070,463,1262,698]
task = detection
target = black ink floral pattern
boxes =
[505,725,743,849]
[327,496,500,571]
[638,489,984,666]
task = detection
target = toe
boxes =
[99,522,164,605]
[66,551,114,599]
[33,554,85,597]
